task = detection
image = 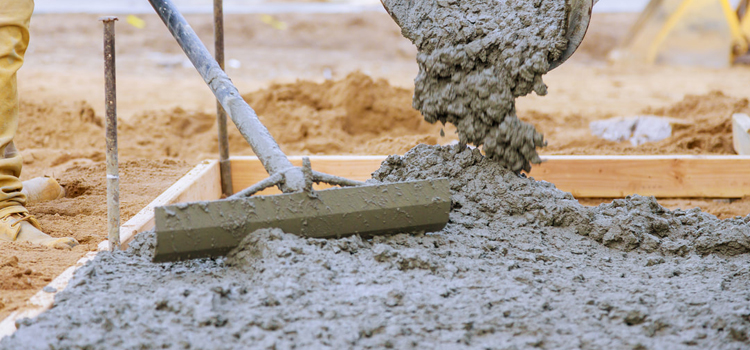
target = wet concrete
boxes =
[384,0,568,172]
[3,145,750,349]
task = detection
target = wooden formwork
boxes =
[2,154,750,339]
[232,155,750,198]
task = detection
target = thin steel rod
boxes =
[229,173,283,199]
[227,172,363,200]
[312,171,365,187]
[214,0,233,197]
[148,0,305,192]
[101,16,120,251]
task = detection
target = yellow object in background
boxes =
[126,15,146,29]
[614,0,750,67]
[260,14,288,30]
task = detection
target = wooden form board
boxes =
[0,160,222,340]
[531,155,750,198]
[119,160,221,249]
[231,155,750,198]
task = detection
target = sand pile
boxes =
[242,71,443,155]
[18,101,104,151]
[122,72,444,160]
[0,256,38,292]
[15,79,745,162]
[16,73,445,164]
[539,91,748,155]
[647,91,743,154]
[385,0,568,172]
[3,145,749,349]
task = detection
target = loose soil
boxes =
[0,158,192,320]
[3,145,749,349]
[120,72,452,161]
[535,90,749,155]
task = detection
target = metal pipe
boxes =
[148,0,305,192]
[229,173,283,199]
[101,16,120,251]
[312,171,364,187]
[213,0,233,197]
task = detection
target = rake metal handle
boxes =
[229,158,364,199]
[148,0,308,192]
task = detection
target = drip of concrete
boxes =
[384,0,569,172]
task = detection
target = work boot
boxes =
[0,212,78,249]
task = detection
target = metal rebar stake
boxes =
[214,0,233,196]
[101,16,120,251]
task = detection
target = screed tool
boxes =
[147,0,452,262]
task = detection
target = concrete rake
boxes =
[147,0,451,262]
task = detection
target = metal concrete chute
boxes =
[611,0,749,67]
[380,0,597,71]
[146,0,452,262]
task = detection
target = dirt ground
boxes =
[2,11,750,322]
[0,159,193,319]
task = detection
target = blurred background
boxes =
[14,0,750,215]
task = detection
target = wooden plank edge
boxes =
[531,156,750,198]
[116,159,221,249]
[229,155,750,198]
[0,159,222,341]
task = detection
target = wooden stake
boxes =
[229,155,750,198]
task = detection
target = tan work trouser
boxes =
[0,0,33,217]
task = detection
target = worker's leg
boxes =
[0,0,77,249]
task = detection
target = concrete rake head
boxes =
[147,0,451,262]
[153,175,451,262]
